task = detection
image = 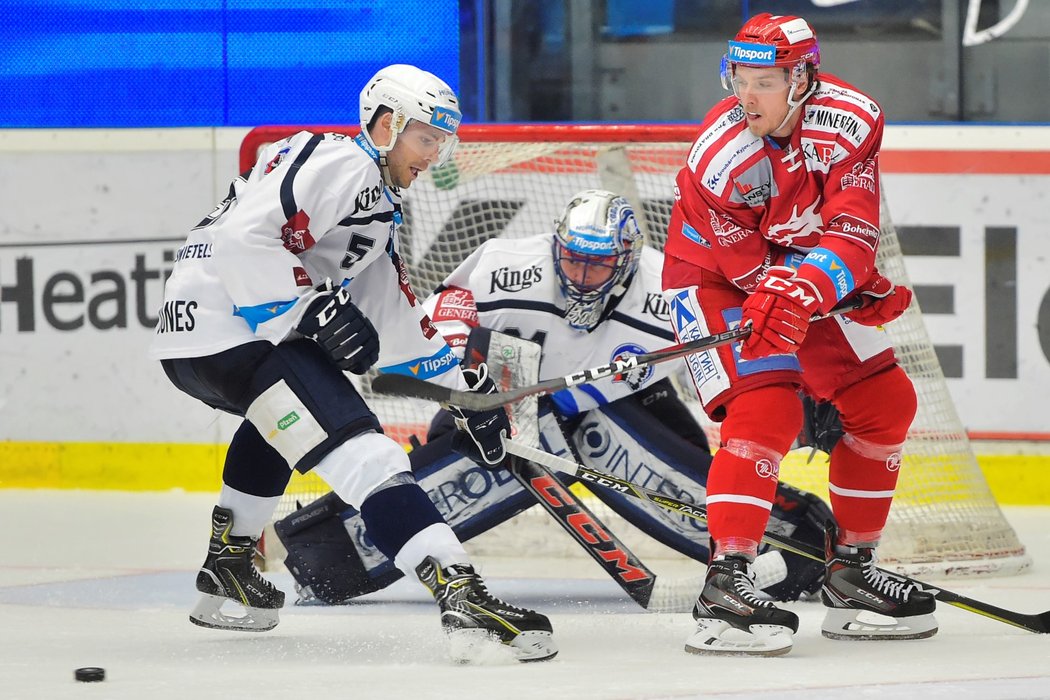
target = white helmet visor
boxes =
[397,118,460,167]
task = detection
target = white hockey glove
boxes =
[448,363,511,469]
[296,282,380,375]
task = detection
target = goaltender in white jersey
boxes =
[425,200,677,415]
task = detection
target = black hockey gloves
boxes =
[449,363,511,469]
[297,283,380,375]
[799,394,845,455]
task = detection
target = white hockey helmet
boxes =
[553,189,644,331]
[359,64,462,168]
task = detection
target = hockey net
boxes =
[241,124,1029,581]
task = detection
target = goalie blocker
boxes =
[276,378,837,606]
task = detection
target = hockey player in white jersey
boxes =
[149,64,556,663]
[276,189,837,607]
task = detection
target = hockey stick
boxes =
[372,298,865,411]
[506,455,659,609]
[466,326,688,611]
[504,440,1050,635]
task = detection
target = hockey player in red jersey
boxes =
[662,14,934,656]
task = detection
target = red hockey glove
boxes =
[844,273,912,327]
[740,267,821,360]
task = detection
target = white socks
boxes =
[394,523,470,576]
[217,485,282,538]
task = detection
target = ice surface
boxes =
[1,490,1048,700]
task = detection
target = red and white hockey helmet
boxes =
[720,13,821,119]
[721,14,820,91]
[730,13,820,68]
[359,64,461,167]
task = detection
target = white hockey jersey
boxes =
[423,235,682,416]
[150,130,462,387]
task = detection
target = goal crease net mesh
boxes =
[242,125,1029,583]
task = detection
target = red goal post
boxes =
[241,123,1030,579]
[240,124,705,170]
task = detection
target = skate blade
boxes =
[821,608,938,640]
[510,630,558,663]
[447,629,558,665]
[685,619,794,657]
[189,593,280,632]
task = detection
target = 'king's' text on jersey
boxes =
[424,235,679,416]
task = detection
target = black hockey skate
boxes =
[821,524,938,640]
[415,556,557,663]
[686,555,799,657]
[189,506,285,632]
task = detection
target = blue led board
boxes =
[1,1,459,127]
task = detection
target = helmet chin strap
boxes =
[370,111,407,188]
[377,153,396,188]
[772,76,818,135]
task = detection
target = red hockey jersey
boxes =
[665,73,884,312]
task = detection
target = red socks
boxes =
[707,385,801,558]
[829,366,917,545]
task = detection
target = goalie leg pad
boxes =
[763,482,835,600]
[275,491,403,604]
[411,431,539,540]
[279,433,540,603]
[565,391,712,563]
[565,386,830,601]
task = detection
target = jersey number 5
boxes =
[341,234,376,269]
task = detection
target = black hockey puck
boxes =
[74,667,105,682]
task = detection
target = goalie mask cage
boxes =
[241,124,1029,582]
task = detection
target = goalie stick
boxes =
[466,326,699,612]
[506,455,662,610]
[504,439,1050,635]
[372,298,865,411]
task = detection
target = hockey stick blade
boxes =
[507,455,657,609]
[505,441,819,560]
[505,440,1050,634]
[372,298,864,411]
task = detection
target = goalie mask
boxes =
[359,64,462,180]
[553,189,643,331]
